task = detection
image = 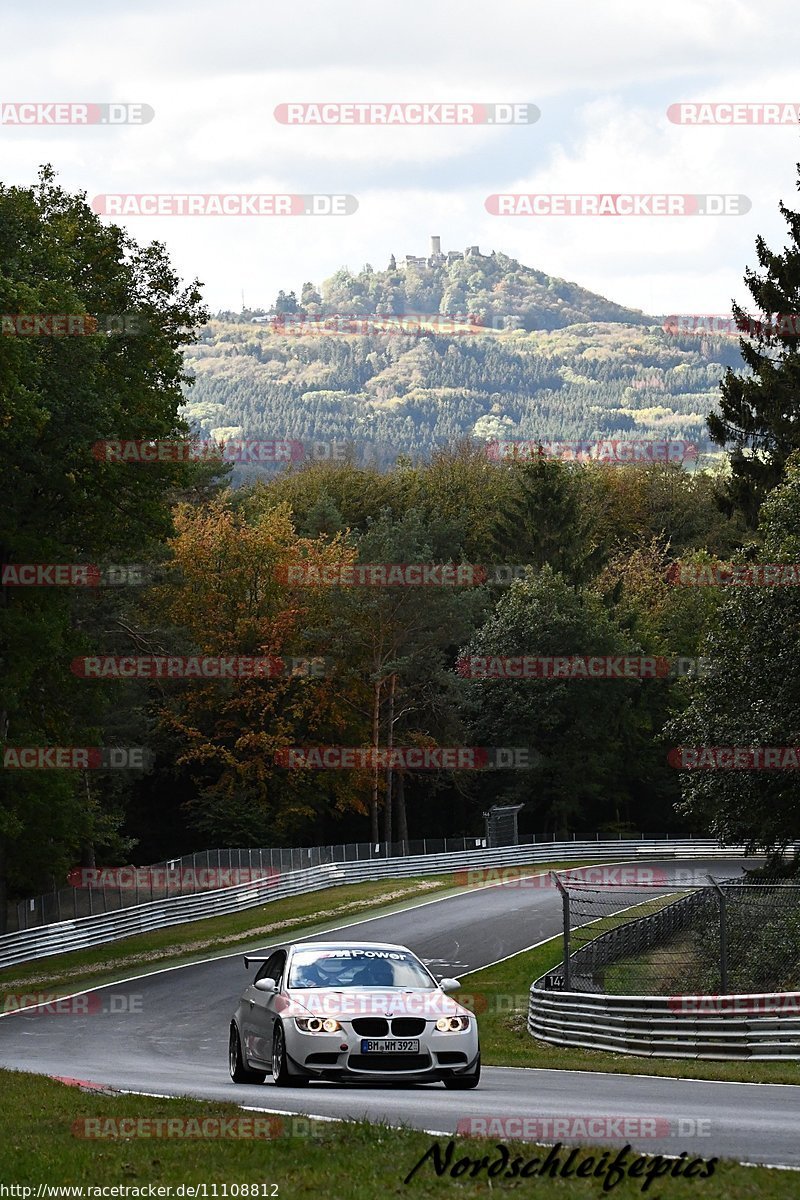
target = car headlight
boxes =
[435,1015,470,1032]
[294,1016,342,1033]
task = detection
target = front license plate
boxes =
[360,1038,419,1053]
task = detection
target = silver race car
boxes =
[228,940,480,1088]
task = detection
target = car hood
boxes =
[276,988,468,1020]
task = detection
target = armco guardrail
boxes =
[528,983,800,1060]
[0,838,748,971]
[14,832,686,930]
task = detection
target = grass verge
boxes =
[0,1069,790,1196]
[602,931,697,995]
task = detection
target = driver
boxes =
[292,954,345,988]
[353,957,395,986]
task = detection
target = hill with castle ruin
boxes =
[180,241,743,470]
[247,237,652,332]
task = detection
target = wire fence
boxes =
[547,873,800,995]
[12,831,688,932]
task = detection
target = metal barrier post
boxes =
[551,871,571,990]
[708,876,728,993]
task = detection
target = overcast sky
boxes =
[3,0,800,318]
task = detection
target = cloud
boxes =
[2,0,799,313]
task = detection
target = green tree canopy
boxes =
[0,167,211,927]
[669,451,800,849]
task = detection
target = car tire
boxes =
[443,1053,481,1090]
[271,1021,309,1087]
[229,1023,267,1084]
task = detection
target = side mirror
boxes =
[438,977,461,993]
[254,977,278,993]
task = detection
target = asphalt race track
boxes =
[3,857,800,1168]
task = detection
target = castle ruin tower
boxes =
[430,235,442,257]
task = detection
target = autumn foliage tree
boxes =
[151,497,370,843]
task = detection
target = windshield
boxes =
[287,947,436,989]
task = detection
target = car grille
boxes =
[390,1018,426,1037]
[351,1018,389,1037]
[350,1017,428,1037]
[348,1054,431,1073]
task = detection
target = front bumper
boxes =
[285,1022,479,1080]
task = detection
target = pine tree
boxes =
[708,161,800,525]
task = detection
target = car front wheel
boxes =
[271,1021,308,1087]
[443,1053,481,1090]
[229,1024,266,1084]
